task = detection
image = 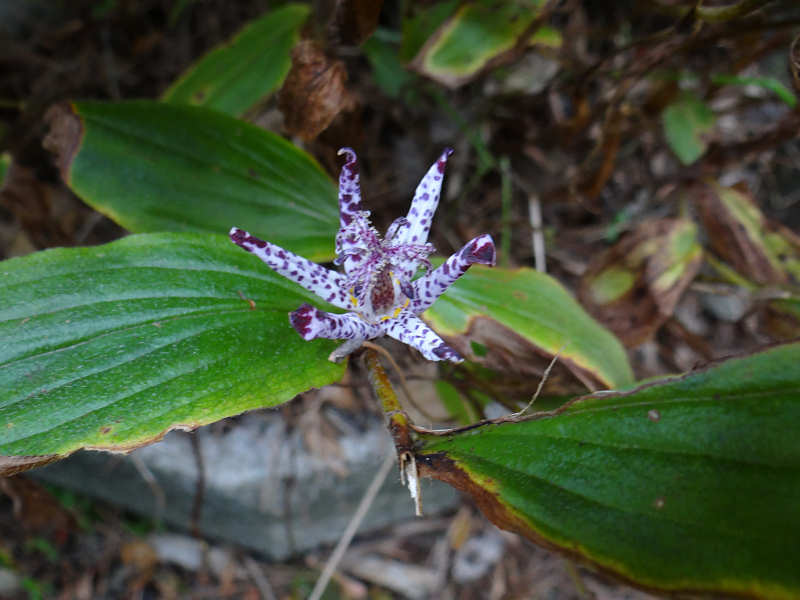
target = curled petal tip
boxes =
[436,148,453,174]
[337,147,357,164]
[229,227,247,246]
[289,303,317,340]
[433,343,463,363]
[468,234,496,266]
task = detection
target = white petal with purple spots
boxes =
[384,311,463,362]
[410,234,496,314]
[230,227,350,309]
[397,148,452,247]
[290,303,381,341]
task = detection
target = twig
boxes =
[564,558,591,599]
[510,344,567,418]
[500,156,512,268]
[308,449,396,600]
[189,431,205,538]
[651,0,775,23]
[130,453,165,525]
[243,556,278,600]
[528,193,546,273]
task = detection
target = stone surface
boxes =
[32,410,458,559]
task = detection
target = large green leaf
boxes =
[46,100,338,261]
[424,264,634,389]
[0,233,344,472]
[416,343,800,598]
[163,4,309,116]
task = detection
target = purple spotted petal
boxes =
[334,148,383,277]
[383,311,463,363]
[398,148,453,247]
[409,234,496,314]
[289,303,381,341]
[337,147,362,228]
[230,227,350,309]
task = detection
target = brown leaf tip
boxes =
[42,103,83,184]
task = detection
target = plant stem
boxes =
[364,348,414,452]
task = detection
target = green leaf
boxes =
[47,100,338,261]
[400,0,460,63]
[0,153,9,185]
[662,92,715,165]
[435,380,477,425]
[417,342,800,598]
[712,74,797,108]
[162,4,310,116]
[0,232,344,470]
[424,264,634,389]
[529,24,562,48]
[411,0,546,88]
[362,34,416,99]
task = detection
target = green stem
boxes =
[364,349,414,452]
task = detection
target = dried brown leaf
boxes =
[0,475,76,534]
[278,40,356,141]
[444,316,605,395]
[695,181,800,285]
[0,157,80,249]
[42,103,82,182]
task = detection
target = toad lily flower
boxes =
[230,147,496,363]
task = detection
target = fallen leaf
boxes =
[409,0,547,88]
[0,475,76,535]
[695,181,800,285]
[578,219,703,346]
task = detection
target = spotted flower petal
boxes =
[290,303,381,342]
[410,234,496,314]
[336,147,362,229]
[390,148,453,281]
[230,227,350,309]
[384,311,463,362]
[334,147,380,278]
[399,147,452,247]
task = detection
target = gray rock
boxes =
[0,567,21,597]
[32,411,458,559]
